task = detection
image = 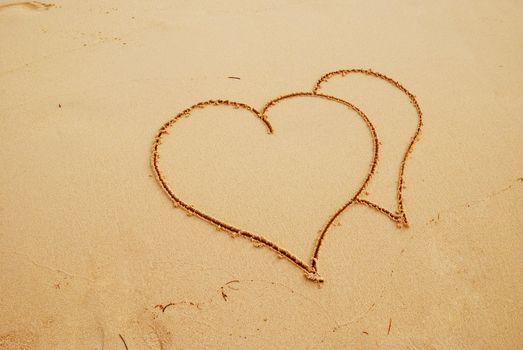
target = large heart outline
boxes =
[151,69,423,283]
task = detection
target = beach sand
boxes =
[1,1,522,348]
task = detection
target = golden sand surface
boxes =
[1,1,522,348]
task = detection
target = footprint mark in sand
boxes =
[151,69,423,283]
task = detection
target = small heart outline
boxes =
[314,69,423,228]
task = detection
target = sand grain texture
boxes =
[1,0,522,349]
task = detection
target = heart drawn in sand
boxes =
[151,69,423,283]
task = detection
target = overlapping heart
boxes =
[151,69,423,283]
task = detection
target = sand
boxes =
[1,1,522,349]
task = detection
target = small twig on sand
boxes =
[155,301,200,313]
[118,334,129,350]
[225,279,240,290]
